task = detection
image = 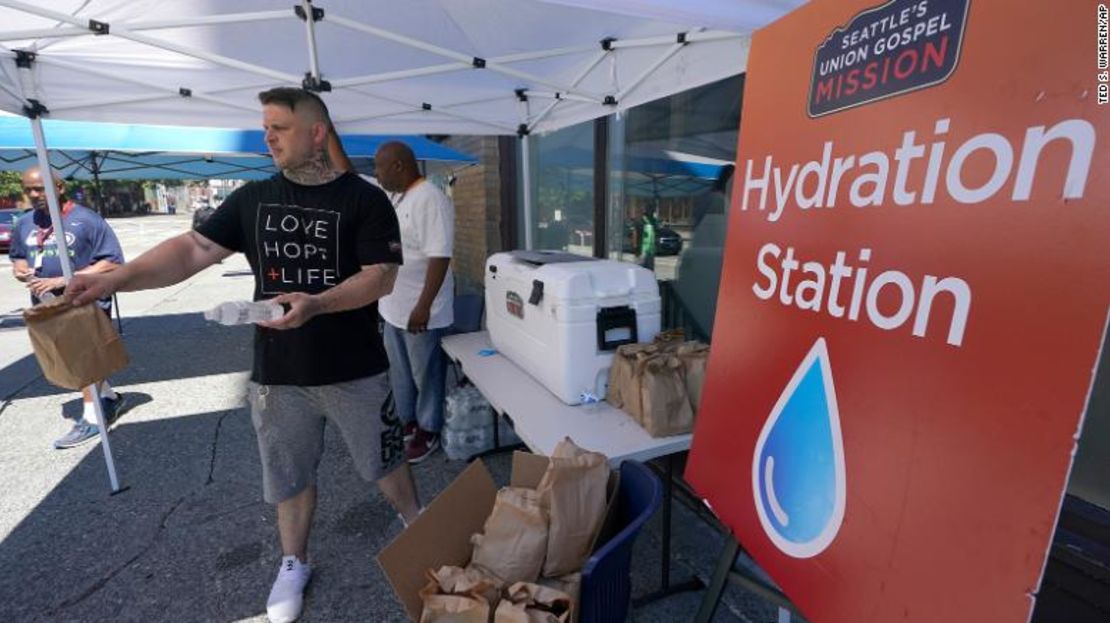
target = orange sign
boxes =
[686,0,1110,620]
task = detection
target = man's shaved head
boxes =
[21,165,62,189]
[373,141,420,193]
[377,141,418,170]
[21,165,65,212]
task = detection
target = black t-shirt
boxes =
[197,172,402,386]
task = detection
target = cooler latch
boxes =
[596,305,638,352]
[528,280,544,305]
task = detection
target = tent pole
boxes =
[301,0,322,81]
[29,119,74,279]
[29,117,123,494]
[521,133,533,250]
[90,150,104,215]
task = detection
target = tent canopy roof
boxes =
[0,116,475,159]
[0,116,475,179]
[0,0,803,135]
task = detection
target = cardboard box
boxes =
[378,452,618,621]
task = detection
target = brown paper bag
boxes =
[605,344,633,409]
[652,328,686,351]
[23,297,128,390]
[676,342,710,412]
[494,582,572,623]
[538,573,580,623]
[607,344,656,424]
[471,487,549,584]
[640,355,694,437]
[434,565,503,605]
[419,566,499,623]
[538,438,610,578]
[493,599,529,623]
[419,592,490,623]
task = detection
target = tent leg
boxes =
[30,116,124,495]
[91,151,105,215]
[87,384,123,493]
[521,134,533,250]
[29,118,75,278]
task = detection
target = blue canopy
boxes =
[538,145,728,198]
[0,117,475,180]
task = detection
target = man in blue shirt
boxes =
[8,166,130,449]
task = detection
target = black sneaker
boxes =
[53,421,100,449]
[101,393,132,425]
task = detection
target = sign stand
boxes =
[633,453,705,606]
[694,533,804,623]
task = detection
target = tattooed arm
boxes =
[260,263,398,330]
[326,125,354,174]
[66,231,233,305]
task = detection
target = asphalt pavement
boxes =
[0,213,781,622]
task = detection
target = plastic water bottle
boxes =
[204,300,284,326]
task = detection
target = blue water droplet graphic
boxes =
[752,337,846,559]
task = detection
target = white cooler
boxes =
[485,250,661,405]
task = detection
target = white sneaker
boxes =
[266,555,311,623]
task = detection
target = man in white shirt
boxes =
[374,141,454,463]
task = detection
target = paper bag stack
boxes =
[420,438,611,623]
[606,330,709,437]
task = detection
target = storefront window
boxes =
[609,75,744,339]
[518,74,744,338]
[526,122,595,256]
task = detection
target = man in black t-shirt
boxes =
[66,88,421,623]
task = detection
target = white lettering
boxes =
[946,133,1014,204]
[742,157,772,214]
[848,248,871,321]
[280,214,299,232]
[751,243,971,347]
[779,246,799,305]
[893,131,925,205]
[827,252,853,318]
[866,270,916,330]
[740,116,1095,219]
[282,242,302,259]
[771,164,799,223]
[1012,119,1096,201]
[753,243,780,300]
[921,118,949,204]
[795,262,827,311]
[277,267,340,286]
[849,152,889,207]
[796,142,833,210]
[914,276,971,346]
[827,156,855,208]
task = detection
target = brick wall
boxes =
[443,136,508,295]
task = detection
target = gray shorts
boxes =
[247,373,406,504]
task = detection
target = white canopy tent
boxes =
[0,0,804,491]
[0,0,800,134]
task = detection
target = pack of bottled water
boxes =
[443,385,523,460]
